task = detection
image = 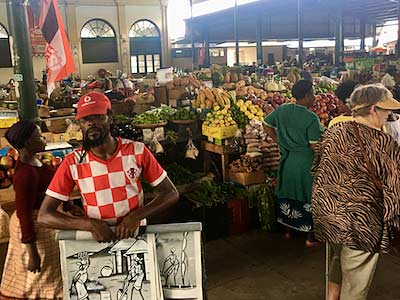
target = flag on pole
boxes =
[40,0,75,96]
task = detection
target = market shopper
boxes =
[0,121,63,299]
[38,91,179,241]
[312,84,400,300]
[263,80,323,246]
[328,80,360,128]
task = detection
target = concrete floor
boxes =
[204,231,400,300]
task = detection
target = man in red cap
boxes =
[38,91,179,241]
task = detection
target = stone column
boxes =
[65,2,82,77]
[116,3,130,75]
[160,0,171,67]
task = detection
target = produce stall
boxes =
[0,63,351,248]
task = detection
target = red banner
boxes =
[28,6,46,56]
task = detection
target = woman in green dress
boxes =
[264,80,323,246]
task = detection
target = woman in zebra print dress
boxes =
[312,84,400,300]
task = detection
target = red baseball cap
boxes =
[76,91,111,120]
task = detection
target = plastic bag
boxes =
[149,133,164,154]
[185,137,199,160]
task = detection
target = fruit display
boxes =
[264,81,287,92]
[211,69,224,88]
[193,87,232,109]
[251,99,274,116]
[315,82,337,94]
[0,149,17,189]
[171,108,197,121]
[202,106,236,127]
[230,104,249,129]
[235,100,264,122]
[40,153,63,169]
[230,155,262,173]
[286,68,302,83]
[310,92,340,126]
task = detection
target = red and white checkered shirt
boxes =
[46,137,167,225]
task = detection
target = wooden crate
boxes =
[229,170,266,186]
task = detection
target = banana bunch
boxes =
[193,87,232,109]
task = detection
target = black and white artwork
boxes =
[57,223,202,300]
[149,230,203,300]
[58,236,160,300]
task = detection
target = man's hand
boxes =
[116,214,140,240]
[89,219,115,242]
[26,245,41,273]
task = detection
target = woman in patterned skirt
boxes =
[312,84,400,300]
[0,121,63,300]
[264,80,324,246]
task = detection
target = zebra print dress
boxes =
[311,121,400,253]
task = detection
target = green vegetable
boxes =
[171,108,197,121]
[165,163,197,185]
[114,114,131,124]
[247,180,276,231]
[185,181,245,207]
[131,112,165,125]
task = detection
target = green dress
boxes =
[264,104,323,232]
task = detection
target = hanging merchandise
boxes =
[185,128,199,160]
[185,137,199,160]
[149,132,164,154]
[230,129,245,153]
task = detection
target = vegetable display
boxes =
[247,181,277,231]
[171,108,197,121]
[131,112,166,125]
[185,181,245,207]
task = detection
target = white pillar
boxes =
[160,0,171,67]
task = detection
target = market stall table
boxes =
[202,141,236,182]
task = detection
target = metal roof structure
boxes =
[344,0,399,24]
[178,0,395,44]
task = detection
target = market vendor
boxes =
[38,91,179,242]
[263,80,323,247]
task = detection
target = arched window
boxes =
[129,20,161,74]
[0,23,12,68]
[80,19,118,64]
[129,20,160,38]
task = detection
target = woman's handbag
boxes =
[352,122,400,253]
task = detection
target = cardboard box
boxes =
[229,170,266,186]
[202,124,238,139]
[168,87,186,100]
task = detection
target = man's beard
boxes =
[83,127,110,149]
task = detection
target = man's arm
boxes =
[116,176,179,239]
[38,196,115,242]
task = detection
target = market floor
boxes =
[204,230,400,300]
